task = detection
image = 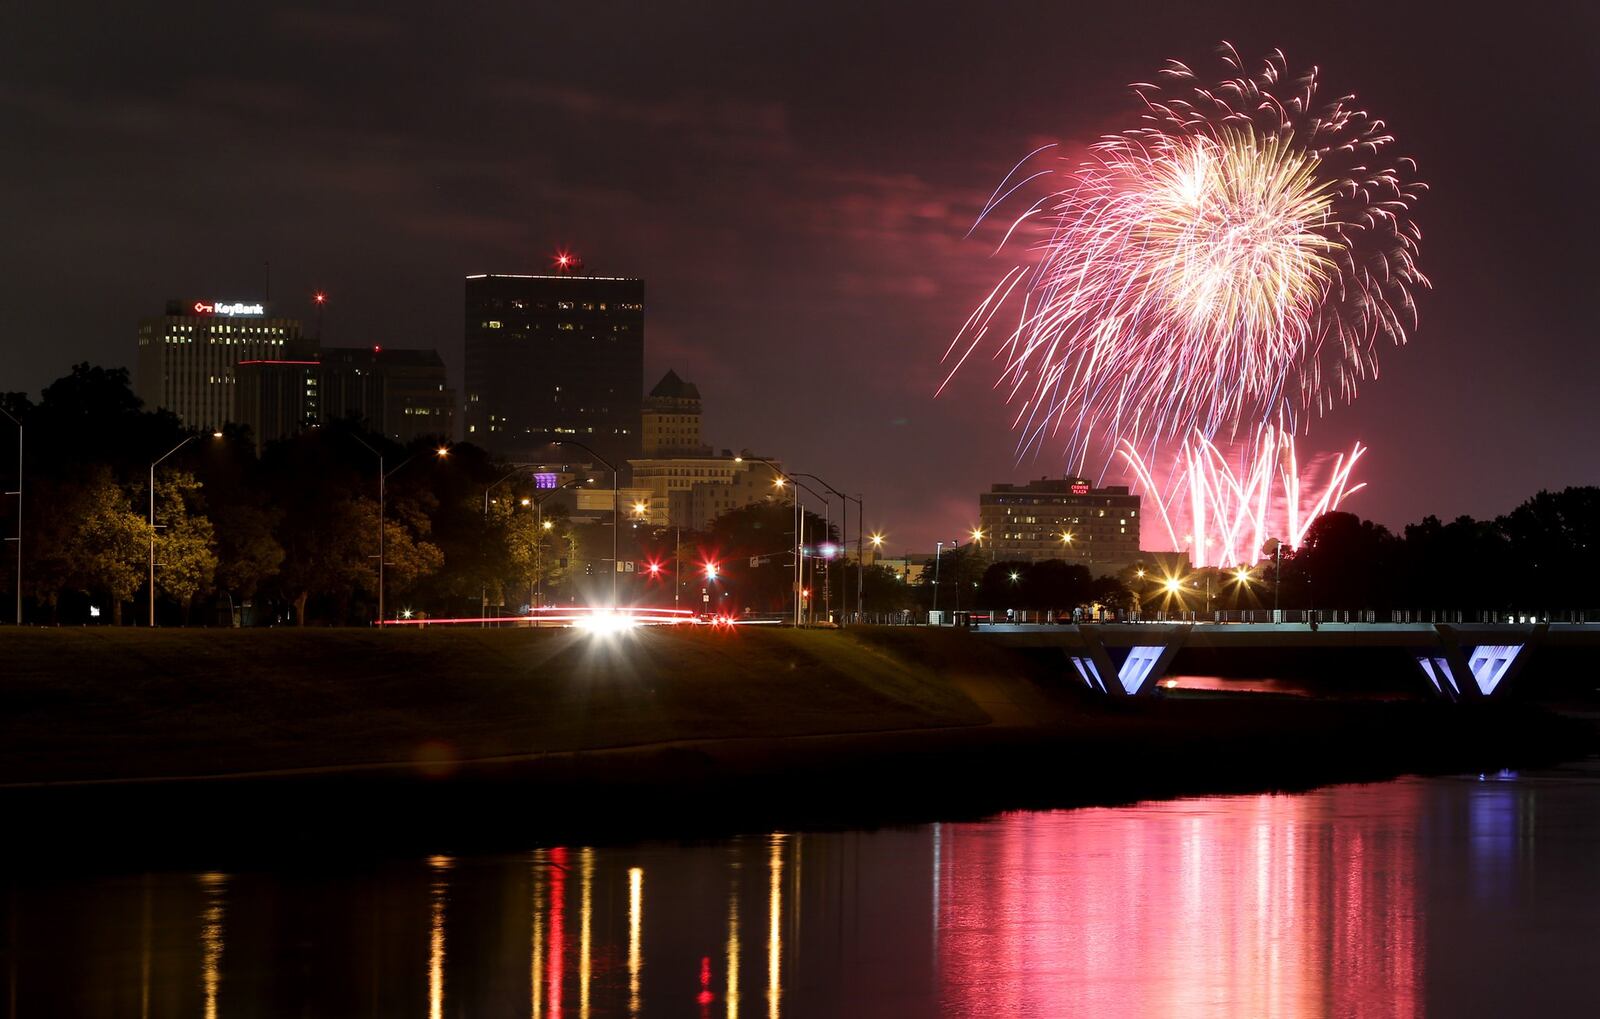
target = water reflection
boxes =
[580,848,594,1019]
[725,852,741,1019]
[767,835,783,1019]
[4,768,1600,1015]
[626,865,642,1017]
[426,856,449,1019]
[197,872,225,1019]
[936,788,1423,1016]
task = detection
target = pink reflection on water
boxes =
[937,784,1422,1018]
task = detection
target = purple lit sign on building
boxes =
[534,472,559,490]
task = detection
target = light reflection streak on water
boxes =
[198,873,226,1019]
[548,848,566,1019]
[767,834,784,1019]
[427,856,451,1019]
[531,850,546,1019]
[627,866,642,1017]
[930,823,941,961]
[579,848,593,1019]
[140,876,151,1019]
[937,786,1422,1017]
[726,856,741,1019]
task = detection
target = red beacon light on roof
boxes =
[552,251,583,274]
[313,292,327,305]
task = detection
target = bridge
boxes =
[976,622,1600,701]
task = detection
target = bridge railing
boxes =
[898,608,1597,626]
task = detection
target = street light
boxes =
[791,472,866,624]
[548,441,618,606]
[149,432,225,626]
[0,405,19,625]
[350,435,450,626]
[483,463,547,623]
[531,476,591,612]
[735,456,819,627]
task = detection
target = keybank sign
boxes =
[192,300,265,317]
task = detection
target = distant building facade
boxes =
[683,464,787,531]
[234,346,454,452]
[463,271,644,465]
[137,299,303,429]
[631,452,759,527]
[978,477,1141,569]
[641,369,709,456]
[628,370,781,528]
[316,346,455,442]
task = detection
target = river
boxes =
[6,762,1599,1017]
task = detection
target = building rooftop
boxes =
[988,477,1133,496]
[464,273,642,283]
[648,369,701,401]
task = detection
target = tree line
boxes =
[2,364,1593,623]
[0,365,583,625]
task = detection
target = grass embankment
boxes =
[0,626,1590,859]
[0,626,1001,784]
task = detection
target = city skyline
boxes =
[3,2,1596,551]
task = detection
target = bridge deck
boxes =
[979,622,1600,649]
[970,622,1600,699]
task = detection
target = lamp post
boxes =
[351,435,449,626]
[867,531,885,620]
[547,441,618,606]
[148,434,202,627]
[532,476,590,613]
[1273,541,1283,621]
[790,472,864,624]
[0,406,19,625]
[482,463,549,623]
[932,541,944,617]
[734,456,820,627]
[952,537,963,614]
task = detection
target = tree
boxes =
[276,496,373,626]
[213,504,284,602]
[1279,511,1398,609]
[860,562,918,615]
[66,471,151,624]
[1497,487,1600,611]
[977,559,1097,612]
[149,471,218,620]
[503,507,581,608]
[381,493,446,602]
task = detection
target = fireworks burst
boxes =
[943,43,1427,467]
[1121,428,1366,568]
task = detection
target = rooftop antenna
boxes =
[264,260,271,302]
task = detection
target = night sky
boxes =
[4,2,1596,552]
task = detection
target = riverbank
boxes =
[0,626,1592,862]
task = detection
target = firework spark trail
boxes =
[944,45,1427,470]
[1119,429,1367,567]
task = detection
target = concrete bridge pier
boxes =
[1067,625,1189,697]
[1413,624,1543,702]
